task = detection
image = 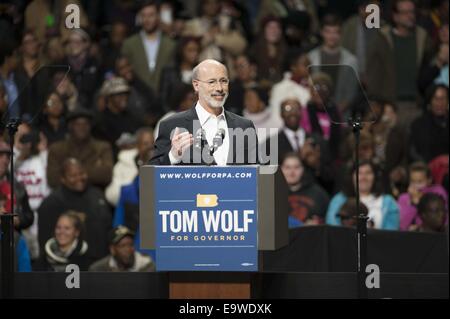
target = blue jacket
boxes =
[0,233,31,272]
[17,235,31,272]
[289,216,303,228]
[113,176,155,260]
[325,192,400,230]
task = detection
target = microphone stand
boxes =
[349,117,369,299]
[208,145,217,166]
[1,117,21,299]
[208,131,225,166]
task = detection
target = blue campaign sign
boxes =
[154,166,258,271]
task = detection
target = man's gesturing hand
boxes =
[170,127,193,160]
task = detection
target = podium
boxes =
[140,165,288,298]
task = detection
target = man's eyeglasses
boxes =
[195,78,230,88]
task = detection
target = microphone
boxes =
[210,128,226,155]
[194,128,206,149]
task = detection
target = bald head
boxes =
[192,59,230,111]
[192,59,227,80]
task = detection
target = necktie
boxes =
[294,133,301,151]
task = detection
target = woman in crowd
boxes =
[36,211,89,272]
[398,161,448,231]
[326,160,400,230]
[159,36,200,110]
[250,16,287,87]
[281,152,330,227]
[301,72,341,159]
[225,54,259,115]
[38,91,67,146]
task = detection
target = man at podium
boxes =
[149,59,258,165]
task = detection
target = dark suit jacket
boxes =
[274,130,295,164]
[262,129,304,165]
[149,107,258,165]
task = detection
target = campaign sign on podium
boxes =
[154,166,258,271]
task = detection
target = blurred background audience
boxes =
[0,0,447,271]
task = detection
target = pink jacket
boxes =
[398,185,448,231]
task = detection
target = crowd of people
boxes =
[0,0,448,272]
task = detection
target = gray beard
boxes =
[205,93,229,108]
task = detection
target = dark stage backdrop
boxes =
[262,225,449,273]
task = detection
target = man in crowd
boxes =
[47,108,114,189]
[94,77,144,157]
[89,225,155,272]
[121,0,175,94]
[308,14,359,113]
[367,0,432,129]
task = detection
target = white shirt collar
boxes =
[283,126,304,138]
[195,101,225,126]
[140,30,161,43]
[283,126,305,149]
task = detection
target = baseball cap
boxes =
[101,77,130,96]
[109,226,135,245]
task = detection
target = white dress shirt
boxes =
[140,31,161,71]
[283,127,305,151]
[196,102,230,166]
[169,102,230,165]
